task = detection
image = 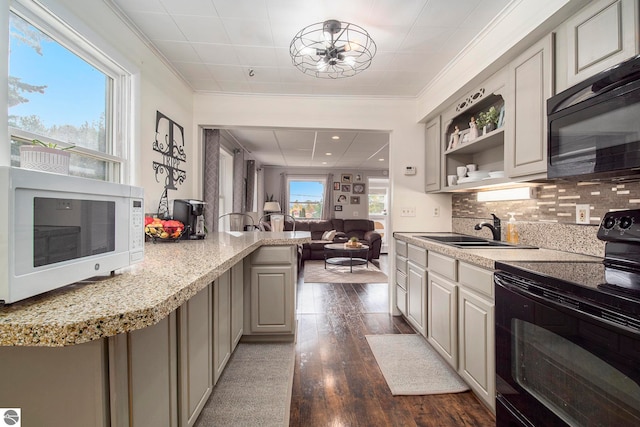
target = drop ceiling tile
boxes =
[189,79,222,91]
[460,0,512,32]
[206,64,248,81]
[160,0,217,16]
[171,15,230,43]
[367,0,429,26]
[212,0,269,20]
[248,82,286,93]
[245,67,280,82]
[172,62,213,80]
[126,11,186,42]
[192,43,240,66]
[217,80,252,92]
[113,0,165,13]
[399,26,455,52]
[234,46,279,67]
[415,0,478,28]
[221,18,275,46]
[152,40,200,62]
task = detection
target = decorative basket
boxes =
[20,145,70,175]
[344,242,363,249]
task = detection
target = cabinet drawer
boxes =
[250,246,294,265]
[396,285,407,315]
[428,252,456,281]
[396,240,408,257]
[396,256,407,274]
[408,244,427,268]
[458,262,494,299]
[396,270,407,290]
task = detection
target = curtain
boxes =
[203,129,220,232]
[232,149,244,212]
[245,160,255,212]
[279,173,288,214]
[323,173,333,219]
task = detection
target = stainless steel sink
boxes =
[416,233,537,249]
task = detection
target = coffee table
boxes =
[324,243,369,273]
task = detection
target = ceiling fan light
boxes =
[290,19,376,79]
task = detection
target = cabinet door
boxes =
[506,34,553,178]
[563,0,638,88]
[214,271,231,384]
[425,116,441,192]
[231,261,244,351]
[458,288,495,411]
[407,261,427,336]
[427,272,457,369]
[249,265,294,334]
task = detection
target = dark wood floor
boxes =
[289,256,496,426]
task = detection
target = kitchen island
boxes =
[0,231,310,427]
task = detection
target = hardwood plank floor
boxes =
[289,256,496,427]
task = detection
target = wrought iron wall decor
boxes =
[153,111,186,217]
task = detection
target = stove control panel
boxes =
[598,209,640,242]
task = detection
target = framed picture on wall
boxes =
[355,173,363,182]
[333,181,341,191]
[335,205,343,211]
[341,184,351,193]
[336,194,348,204]
[350,196,360,204]
[341,174,352,183]
[352,183,365,194]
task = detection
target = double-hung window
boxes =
[8,1,130,182]
[287,177,326,219]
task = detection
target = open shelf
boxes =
[444,127,504,156]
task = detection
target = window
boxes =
[287,177,326,219]
[8,2,130,182]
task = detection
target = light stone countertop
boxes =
[394,232,602,270]
[0,231,311,347]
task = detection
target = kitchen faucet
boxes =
[474,214,501,241]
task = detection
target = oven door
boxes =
[495,273,640,427]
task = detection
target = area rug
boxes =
[366,334,470,395]
[303,260,388,283]
[194,342,295,426]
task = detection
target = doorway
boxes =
[367,177,389,254]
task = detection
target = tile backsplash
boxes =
[452,180,640,224]
[451,180,640,257]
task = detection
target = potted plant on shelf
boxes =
[20,139,75,175]
[477,106,500,135]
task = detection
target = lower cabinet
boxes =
[458,288,495,411]
[407,260,427,336]
[231,261,244,351]
[213,270,231,384]
[427,272,458,368]
[244,245,297,337]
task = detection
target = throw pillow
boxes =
[321,229,337,241]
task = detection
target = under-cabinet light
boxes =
[477,187,536,202]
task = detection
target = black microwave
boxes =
[547,54,640,180]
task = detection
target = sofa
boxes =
[275,218,382,262]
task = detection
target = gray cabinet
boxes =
[427,272,457,368]
[395,240,408,316]
[506,34,553,178]
[458,287,495,411]
[558,0,639,91]
[213,270,231,384]
[406,244,428,336]
[179,284,214,426]
[245,245,297,336]
[231,261,244,351]
[425,116,441,192]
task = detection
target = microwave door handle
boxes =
[591,68,640,93]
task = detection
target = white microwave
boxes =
[0,167,144,304]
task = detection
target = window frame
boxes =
[8,0,132,183]
[286,175,327,220]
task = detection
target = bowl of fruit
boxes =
[144,217,186,242]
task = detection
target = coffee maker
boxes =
[172,199,206,239]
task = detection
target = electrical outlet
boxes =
[576,204,590,224]
[353,211,359,217]
[401,207,416,217]
[432,207,440,217]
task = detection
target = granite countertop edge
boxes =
[0,231,311,347]
[393,232,602,270]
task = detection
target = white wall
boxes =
[1,0,196,214]
[193,94,453,234]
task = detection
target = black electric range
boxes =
[494,209,640,427]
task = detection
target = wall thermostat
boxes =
[405,166,417,175]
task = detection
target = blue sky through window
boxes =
[289,181,324,202]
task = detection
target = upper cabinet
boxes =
[437,69,508,192]
[425,117,441,192]
[557,0,639,92]
[505,34,554,178]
